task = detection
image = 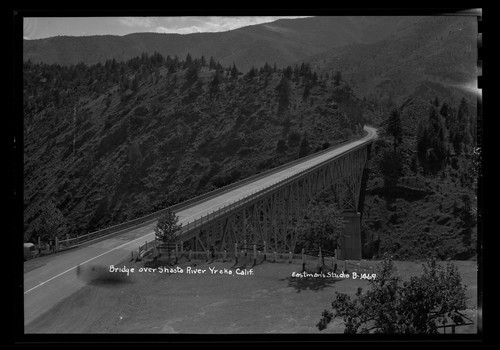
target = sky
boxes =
[23,16,312,40]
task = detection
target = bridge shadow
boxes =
[280,267,342,293]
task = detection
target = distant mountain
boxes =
[308,15,478,108]
[23,16,431,72]
[24,15,478,108]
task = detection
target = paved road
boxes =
[23,126,377,329]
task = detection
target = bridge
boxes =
[175,125,377,260]
[23,125,377,327]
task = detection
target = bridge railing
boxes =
[177,134,376,241]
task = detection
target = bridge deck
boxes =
[23,126,377,327]
[178,126,376,228]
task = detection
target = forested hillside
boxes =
[360,96,478,260]
[23,53,364,242]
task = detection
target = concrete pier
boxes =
[338,211,361,260]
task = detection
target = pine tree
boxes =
[230,63,239,79]
[333,71,342,86]
[208,56,216,70]
[432,96,440,107]
[128,141,143,173]
[34,200,68,241]
[185,63,199,83]
[246,66,258,79]
[303,83,311,100]
[262,62,272,76]
[277,75,291,115]
[311,71,318,84]
[300,62,311,77]
[298,133,311,158]
[440,102,452,129]
[379,148,404,187]
[426,106,447,171]
[386,108,403,150]
[417,120,428,170]
[440,102,453,154]
[119,74,129,92]
[210,69,223,93]
[130,74,139,93]
[288,131,301,148]
[154,210,182,249]
[184,53,193,68]
[457,97,472,153]
[276,139,287,153]
[293,64,300,81]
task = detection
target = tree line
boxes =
[417,97,476,173]
[24,51,347,118]
[381,96,477,189]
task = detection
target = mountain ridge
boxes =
[24,15,478,107]
[23,16,429,71]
